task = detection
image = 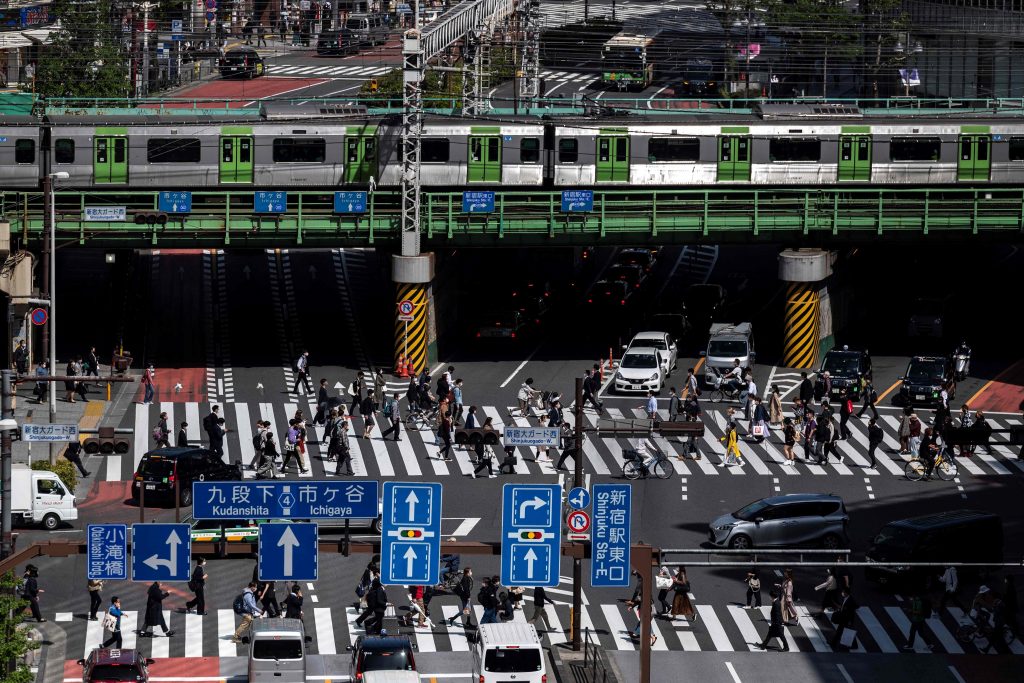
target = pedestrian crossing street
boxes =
[55,588,1024,660]
[263,62,597,87]
[114,399,1024,482]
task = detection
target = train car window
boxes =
[14,139,35,164]
[977,137,988,161]
[273,138,326,163]
[769,139,820,162]
[421,138,449,163]
[54,139,75,164]
[521,137,540,163]
[648,138,700,162]
[114,139,126,164]
[558,138,578,163]
[147,138,202,163]
[889,137,941,162]
[1009,137,1024,161]
[470,137,482,162]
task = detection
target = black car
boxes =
[219,47,265,79]
[131,447,242,507]
[899,355,955,407]
[317,29,358,55]
[348,635,417,680]
[818,347,872,400]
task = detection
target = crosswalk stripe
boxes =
[218,609,237,657]
[234,402,256,469]
[856,606,897,652]
[652,435,692,475]
[884,606,927,653]
[946,606,997,655]
[757,606,802,651]
[993,444,1024,474]
[844,420,900,475]
[441,605,471,650]
[759,439,798,474]
[185,402,202,443]
[728,604,764,651]
[134,405,148,471]
[185,612,203,657]
[926,614,963,654]
[120,611,137,650]
[696,604,733,651]
[415,427,450,476]
[795,606,832,652]
[367,419,398,477]
[345,606,365,645]
[393,425,423,475]
[150,610,172,657]
[544,603,567,646]
[314,607,337,654]
[600,604,636,650]
[85,617,103,658]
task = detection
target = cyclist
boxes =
[971,585,999,628]
[919,427,939,478]
[516,378,540,417]
[724,359,743,394]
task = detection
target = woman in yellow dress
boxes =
[719,422,745,467]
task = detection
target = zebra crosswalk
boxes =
[110,400,1023,482]
[263,62,598,90]
[55,593,1024,659]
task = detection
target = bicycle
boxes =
[622,448,674,480]
[708,375,743,404]
[904,448,958,481]
[955,608,1014,649]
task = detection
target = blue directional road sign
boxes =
[259,523,318,582]
[132,523,191,582]
[87,524,128,581]
[462,191,495,213]
[192,481,378,520]
[381,482,442,586]
[334,191,367,214]
[561,190,594,212]
[501,484,561,587]
[158,191,192,213]
[254,191,287,213]
[567,487,591,511]
[590,484,632,587]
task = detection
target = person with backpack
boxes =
[101,596,124,648]
[153,412,170,448]
[252,564,280,618]
[478,577,499,624]
[281,419,309,474]
[292,352,313,396]
[858,381,879,419]
[185,557,208,616]
[380,393,402,442]
[361,392,377,439]
[839,389,854,440]
[867,418,884,469]
[902,591,933,651]
[231,582,263,643]
[335,419,354,476]
[448,567,474,628]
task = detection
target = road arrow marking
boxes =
[277,526,300,576]
[406,490,420,520]
[523,547,538,579]
[404,546,418,577]
[519,495,547,520]
[143,529,182,573]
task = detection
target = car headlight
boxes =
[615,372,623,381]
[715,523,735,531]
[648,373,660,382]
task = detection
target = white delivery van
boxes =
[5,464,77,530]
[471,623,547,683]
[248,618,308,683]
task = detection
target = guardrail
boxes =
[582,627,611,683]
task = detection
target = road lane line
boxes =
[875,379,902,404]
[499,358,531,388]
[314,607,337,654]
[724,662,742,683]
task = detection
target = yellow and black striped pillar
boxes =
[782,282,820,369]
[395,283,429,376]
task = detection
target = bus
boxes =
[601,32,658,89]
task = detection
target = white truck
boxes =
[4,464,77,530]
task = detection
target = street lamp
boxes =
[45,171,69,464]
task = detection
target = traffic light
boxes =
[134,211,168,226]
[398,528,423,539]
[519,530,543,541]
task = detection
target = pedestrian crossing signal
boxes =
[399,528,423,538]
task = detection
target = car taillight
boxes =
[134,473,142,481]
[510,333,516,338]
[168,474,175,484]
[479,677,485,683]
[476,332,481,338]
[542,676,547,683]
[620,299,626,305]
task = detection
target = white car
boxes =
[614,346,666,393]
[626,331,677,377]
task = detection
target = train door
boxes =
[94,136,128,184]
[467,135,502,182]
[838,135,871,181]
[596,135,630,182]
[344,135,377,184]
[957,134,991,181]
[219,135,253,184]
[717,135,750,181]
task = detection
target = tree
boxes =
[860,0,909,97]
[706,0,770,94]
[36,0,130,99]
[0,571,37,683]
[767,0,861,97]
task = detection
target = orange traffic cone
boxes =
[406,359,416,378]
[395,355,408,378]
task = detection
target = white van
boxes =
[3,464,77,530]
[471,623,546,683]
[248,618,308,683]
[345,13,389,46]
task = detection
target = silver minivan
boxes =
[708,494,849,550]
[345,13,389,46]
[248,618,309,683]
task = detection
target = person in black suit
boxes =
[314,379,329,425]
[799,371,814,406]
[756,588,789,651]
[830,587,858,649]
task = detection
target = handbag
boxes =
[655,576,672,590]
[839,628,857,648]
[752,424,766,437]
[102,612,117,631]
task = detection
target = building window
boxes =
[421,138,450,163]
[520,137,540,163]
[54,138,75,164]
[889,137,941,162]
[147,138,202,163]
[558,138,578,163]
[769,138,821,162]
[15,139,34,164]
[648,137,700,162]
[272,138,326,163]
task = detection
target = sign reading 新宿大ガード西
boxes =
[192,481,379,520]
[84,206,127,221]
[21,423,78,442]
[503,426,560,447]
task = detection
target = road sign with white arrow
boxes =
[381,482,442,586]
[334,191,367,214]
[501,483,561,587]
[131,523,191,582]
[259,523,318,581]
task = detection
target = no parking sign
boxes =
[398,299,415,321]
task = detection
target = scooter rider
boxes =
[953,340,972,380]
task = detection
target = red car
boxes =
[78,648,152,683]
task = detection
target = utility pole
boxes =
[572,375,583,650]
[134,1,158,97]
[44,173,56,465]
[1,370,13,559]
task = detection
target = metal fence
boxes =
[582,627,610,683]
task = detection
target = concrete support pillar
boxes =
[778,249,832,370]
[392,254,435,376]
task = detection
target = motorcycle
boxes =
[954,350,971,382]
